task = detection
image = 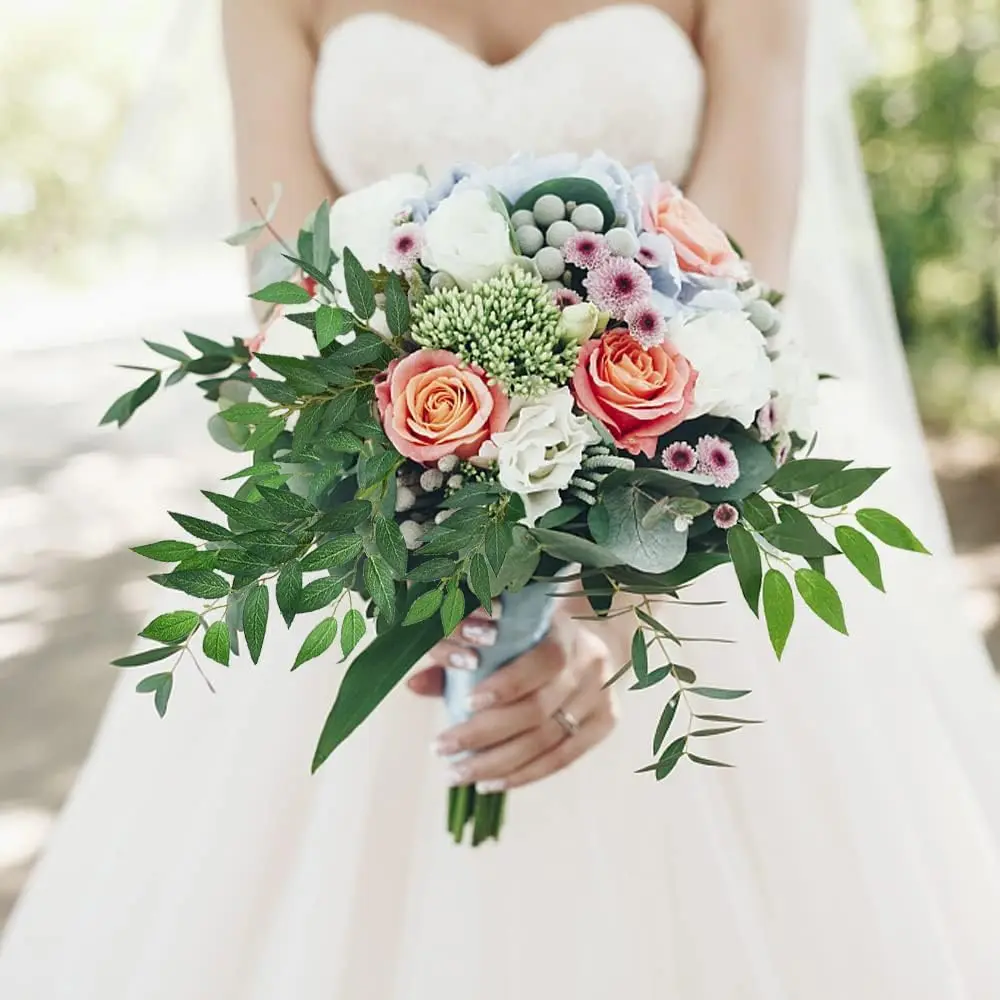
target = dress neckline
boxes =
[317,3,698,72]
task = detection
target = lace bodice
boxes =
[312,4,704,192]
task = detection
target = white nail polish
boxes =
[466,690,497,712]
[461,621,497,647]
[476,780,506,794]
[447,649,478,671]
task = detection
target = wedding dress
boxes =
[4,5,1000,998]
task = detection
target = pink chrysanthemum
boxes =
[563,232,611,270]
[662,441,698,473]
[625,301,667,348]
[584,258,653,319]
[696,435,741,488]
[636,244,661,268]
[552,287,582,309]
[756,399,778,441]
[713,503,740,530]
[387,223,423,270]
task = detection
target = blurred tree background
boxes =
[0,0,998,430]
[855,0,1000,431]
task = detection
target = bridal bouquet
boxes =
[105,152,927,844]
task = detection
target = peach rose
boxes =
[642,181,745,280]
[571,329,697,458]
[374,349,509,465]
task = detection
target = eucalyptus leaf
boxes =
[740,493,776,531]
[727,524,762,616]
[276,562,303,626]
[467,553,494,615]
[242,583,269,663]
[856,508,930,554]
[169,512,233,543]
[202,620,231,667]
[530,527,621,569]
[810,468,887,509]
[364,555,397,622]
[373,514,408,578]
[834,525,885,591]
[293,617,338,670]
[794,569,848,635]
[440,583,466,636]
[342,247,376,319]
[144,339,191,364]
[315,305,354,349]
[762,506,840,558]
[301,535,363,572]
[600,483,688,573]
[250,281,312,305]
[312,200,331,276]
[151,570,230,600]
[631,628,649,681]
[132,540,197,563]
[762,569,794,659]
[340,608,367,658]
[384,273,410,337]
[297,576,344,614]
[112,646,180,668]
[688,686,752,700]
[768,458,850,494]
[653,692,681,755]
[403,587,444,626]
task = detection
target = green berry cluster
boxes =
[409,265,579,397]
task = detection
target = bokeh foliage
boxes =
[0,0,997,428]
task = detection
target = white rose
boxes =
[667,311,772,427]
[421,189,516,288]
[770,340,819,439]
[328,172,429,281]
[491,388,599,527]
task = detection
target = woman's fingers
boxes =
[494,708,616,791]
[444,677,605,788]
[462,620,572,711]
[433,654,582,755]
[406,665,444,697]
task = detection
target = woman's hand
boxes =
[406,608,619,792]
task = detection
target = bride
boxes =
[4,0,1000,996]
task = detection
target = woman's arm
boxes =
[222,0,337,254]
[685,0,810,288]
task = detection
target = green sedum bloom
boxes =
[410,265,579,397]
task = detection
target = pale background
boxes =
[1,0,999,926]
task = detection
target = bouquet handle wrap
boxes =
[443,581,558,730]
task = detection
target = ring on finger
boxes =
[552,706,582,739]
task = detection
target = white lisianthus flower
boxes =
[421,189,516,288]
[328,172,429,281]
[770,340,819,439]
[667,312,772,427]
[490,388,599,527]
[556,302,601,344]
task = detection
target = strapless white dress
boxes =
[4,6,1000,998]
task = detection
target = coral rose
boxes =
[571,329,697,458]
[374,349,509,465]
[642,181,745,280]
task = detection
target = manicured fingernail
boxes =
[476,780,506,793]
[432,736,460,757]
[446,764,470,786]
[461,621,497,647]
[466,690,497,712]
[447,648,478,671]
